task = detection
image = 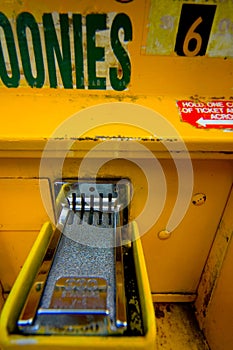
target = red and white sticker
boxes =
[177,100,233,129]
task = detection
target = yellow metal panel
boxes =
[195,186,233,350]
[204,235,233,350]
[0,95,232,158]
[0,0,232,95]
[0,0,232,347]
[141,159,233,294]
[0,178,54,291]
[0,92,230,141]
[0,179,53,231]
[0,159,232,296]
[0,159,232,297]
[0,231,38,292]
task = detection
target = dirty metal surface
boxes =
[154,303,209,350]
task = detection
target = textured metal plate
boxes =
[17,179,132,335]
[49,277,108,313]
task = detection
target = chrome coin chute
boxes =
[17,179,145,336]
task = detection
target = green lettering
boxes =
[17,12,44,88]
[110,13,132,91]
[86,14,106,90]
[43,13,72,88]
[73,14,84,89]
[0,12,20,88]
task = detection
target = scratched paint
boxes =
[0,11,132,90]
[144,0,233,58]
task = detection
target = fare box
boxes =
[177,100,233,129]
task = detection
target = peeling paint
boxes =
[195,187,233,330]
[145,0,233,58]
[50,135,180,142]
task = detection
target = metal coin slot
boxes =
[17,179,144,336]
[99,193,103,225]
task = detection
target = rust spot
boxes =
[189,95,205,102]
[202,270,219,314]
[155,306,165,319]
[189,95,228,102]
[218,151,233,155]
[117,66,123,79]
[116,0,133,3]
[210,96,225,100]
[203,293,211,309]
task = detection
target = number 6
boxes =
[183,17,203,56]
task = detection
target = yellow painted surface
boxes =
[0,93,232,157]
[0,0,232,96]
[0,179,53,291]
[0,231,38,292]
[0,0,232,349]
[141,159,233,294]
[204,234,233,350]
[1,157,232,296]
[195,186,233,350]
[0,0,232,157]
[0,179,53,231]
